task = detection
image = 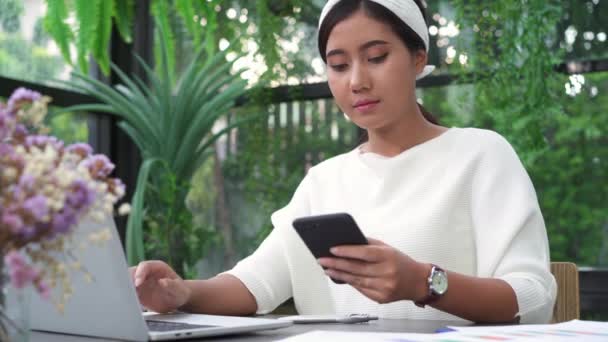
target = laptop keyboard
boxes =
[146,320,217,332]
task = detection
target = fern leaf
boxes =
[92,0,113,75]
[175,0,200,47]
[151,0,175,83]
[113,0,135,43]
[43,0,73,63]
[200,2,218,56]
[74,0,100,74]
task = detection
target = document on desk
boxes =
[445,319,608,341]
[279,320,608,342]
[278,330,482,342]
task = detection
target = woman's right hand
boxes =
[129,260,192,313]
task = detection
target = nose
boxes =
[350,62,371,93]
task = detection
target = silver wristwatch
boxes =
[414,264,448,308]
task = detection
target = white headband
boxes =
[319,0,435,80]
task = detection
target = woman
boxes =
[131,0,556,323]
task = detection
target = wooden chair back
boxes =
[550,262,580,323]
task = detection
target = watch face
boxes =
[431,269,448,295]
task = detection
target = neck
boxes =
[363,106,447,157]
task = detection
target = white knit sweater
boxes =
[225,127,557,324]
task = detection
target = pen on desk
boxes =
[347,314,379,323]
[435,327,456,333]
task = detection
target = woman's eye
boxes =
[369,54,388,64]
[330,64,348,72]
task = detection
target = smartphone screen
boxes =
[292,213,368,284]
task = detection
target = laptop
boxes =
[29,217,292,341]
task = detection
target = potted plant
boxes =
[60,28,253,276]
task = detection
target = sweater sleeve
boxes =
[471,132,557,324]
[222,174,312,314]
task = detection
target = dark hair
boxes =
[318,0,439,125]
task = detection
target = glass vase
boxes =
[0,262,30,342]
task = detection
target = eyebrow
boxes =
[326,40,389,59]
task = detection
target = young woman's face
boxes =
[325,9,426,131]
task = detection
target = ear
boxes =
[414,50,428,75]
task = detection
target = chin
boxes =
[351,117,386,131]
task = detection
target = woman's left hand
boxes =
[317,238,430,304]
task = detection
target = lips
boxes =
[354,99,380,108]
[353,99,380,113]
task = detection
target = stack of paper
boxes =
[279,320,608,341]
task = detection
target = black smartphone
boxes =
[292,213,368,284]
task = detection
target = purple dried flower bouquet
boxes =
[0,88,126,311]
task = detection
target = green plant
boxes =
[0,32,64,82]
[450,1,608,266]
[57,27,253,275]
[143,168,220,279]
[533,72,608,265]
[42,0,323,81]
[0,0,23,33]
[43,0,133,75]
[45,108,88,144]
[452,0,564,163]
